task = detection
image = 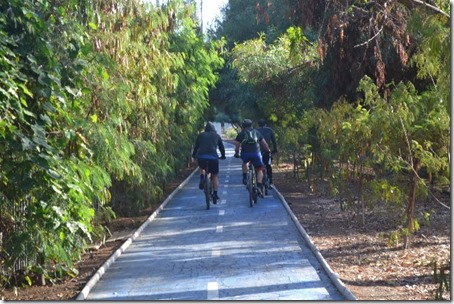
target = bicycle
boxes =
[246,161,258,207]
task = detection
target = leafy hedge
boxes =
[0,0,223,283]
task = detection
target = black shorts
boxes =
[197,158,219,174]
[262,152,272,166]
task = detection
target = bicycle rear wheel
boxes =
[210,176,217,205]
[204,174,210,210]
[247,169,254,207]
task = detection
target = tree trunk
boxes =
[404,158,421,249]
[293,151,298,178]
[359,160,365,227]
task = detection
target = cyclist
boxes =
[233,119,271,197]
[257,118,277,187]
[192,122,226,203]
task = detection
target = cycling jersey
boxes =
[235,127,264,153]
[257,126,277,153]
[192,124,225,160]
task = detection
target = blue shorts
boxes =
[240,152,263,169]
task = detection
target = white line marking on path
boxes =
[207,282,219,300]
[216,225,223,233]
[219,210,225,216]
[212,249,221,257]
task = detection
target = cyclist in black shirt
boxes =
[257,118,277,187]
[192,122,226,202]
[234,119,271,196]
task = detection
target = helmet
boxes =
[242,119,253,128]
[258,118,266,127]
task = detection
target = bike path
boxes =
[78,143,353,300]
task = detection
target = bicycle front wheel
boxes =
[252,171,258,204]
[263,169,269,196]
[204,174,210,210]
[248,168,257,207]
[247,170,253,207]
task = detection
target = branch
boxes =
[399,116,450,210]
[354,1,388,48]
[354,25,384,48]
[354,0,449,48]
[374,134,450,210]
[401,0,450,19]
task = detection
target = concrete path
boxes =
[78,143,353,301]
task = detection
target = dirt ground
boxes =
[1,163,451,301]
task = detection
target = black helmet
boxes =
[242,119,253,128]
[258,118,266,127]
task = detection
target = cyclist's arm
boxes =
[234,141,240,155]
[270,130,277,152]
[218,136,226,158]
[191,137,200,158]
[259,138,271,153]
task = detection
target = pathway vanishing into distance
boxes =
[77,143,356,301]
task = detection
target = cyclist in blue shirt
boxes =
[233,119,271,196]
[192,122,226,202]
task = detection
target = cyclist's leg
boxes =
[268,153,273,184]
[256,166,264,184]
[251,153,265,195]
[262,153,270,183]
[208,159,220,201]
[197,158,208,189]
[240,154,250,185]
[251,153,264,184]
[207,159,219,189]
[212,174,219,191]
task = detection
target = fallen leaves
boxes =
[274,168,450,301]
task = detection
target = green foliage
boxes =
[230,27,319,125]
[408,7,450,108]
[217,0,449,250]
[214,0,293,49]
[388,229,402,248]
[434,261,450,300]
[1,0,223,283]
[232,33,290,84]
[1,0,107,276]
[298,75,449,244]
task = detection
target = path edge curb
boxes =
[273,186,358,301]
[75,167,198,300]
